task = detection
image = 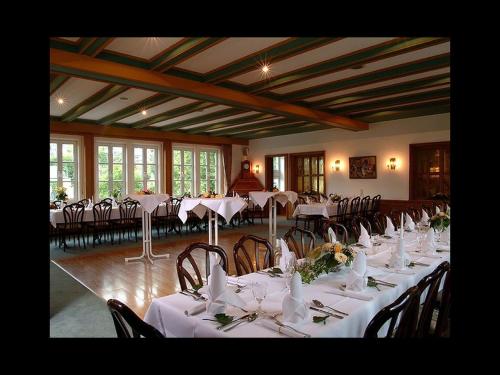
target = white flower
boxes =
[334,252,348,264]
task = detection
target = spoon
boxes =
[222,313,258,332]
[312,299,348,316]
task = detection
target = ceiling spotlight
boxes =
[141,110,147,116]
[57,98,64,105]
[262,64,270,73]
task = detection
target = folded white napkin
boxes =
[388,234,411,270]
[185,303,206,316]
[435,206,440,214]
[423,227,437,254]
[345,251,367,292]
[282,272,309,324]
[259,319,309,337]
[305,196,311,204]
[446,205,450,216]
[404,213,415,231]
[326,198,334,206]
[319,195,327,203]
[279,238,293,271]
[328,288,373,301]
[385,216,396,237]
[327,227,336,243]
[227,276,248,287]
[204,264,246,315]
[358,223,372,248]
[421,209,429,224]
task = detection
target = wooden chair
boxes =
[407,207,421,223]
[321,220,348,244]
[360,196,371,217]
[233,235,274,276]
[283,226,315,259]
[371,212,386,235]
[389,209,404,228]
[364,286,420,338]
[176,242,228,291]
[345,196,360,222]
[151,200,169,238]
[330,197,349,226]
[351,215,372,242]
[101,198,113,204]
[367,194,381,218]
[78,198,90,208]
[50,200,62,209]
[415,261,450,338]
[107,299,164,338]
[434,266,451,337]
[87,200,113,247]
[166,198,183,234]
[247,199,264,225]
[59,203,86,251]
[294,196,314,230]
[114,200,140,243]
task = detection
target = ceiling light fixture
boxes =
[262,64,270,73]
[141,110,147,116]
[57,98,64,105]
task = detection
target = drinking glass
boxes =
[284,253,297,292]
[251,281,268,315]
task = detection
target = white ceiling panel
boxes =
[150,105,231,127]
[206,117,283,133]
[349,98,449,115]
[77,88,156,120]
[58,37,80,42]
[175,37,288,74]
[119,97,199,124]
[304,67,450,102]
[105,37,184,60]
[271,41,450,95]
[181,111,262,130]
[50,78,109,117]
[229,37,396,85]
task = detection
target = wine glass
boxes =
[251,281,268,315]
[284,253,297,292]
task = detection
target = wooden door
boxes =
[290,152,325,194]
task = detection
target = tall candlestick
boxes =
[400,212,404,238]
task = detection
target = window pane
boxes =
[63,180,75,199]
[209,151,216,164]
[209,180,216,192]
[147,148,156,164]
[173,150,181,164]
[50,181,58,200]
[200,180,207,193]
[200,166,207,180]
[112,181,124,197]
[312,177,317,192]
[62,163,75,180]
[184,151,192,165]
[304,158,309,176]
[62,144,74,162]
[98,164,109,181]
[319,157,324,175]
[112,147,123,163]
[209,164,216,179]
[303,177,310,192]
[200,151,207,166]
[173,180,181,196]
[134,165,143,181]
[50,143,57,162]
[173,165,181,180]
[184,180,192,194]
[147,181,156,192]
[113,164,123,181]
[134,148,143,164]
[99,182,110,198]
[50,163,58,179]
[135,181,144,191]
[312,157,317,175]
[184,166,193,181]
[318,176,324,194]
[98,146,108,163]
[298,177,303,192]
[147,164,156,181]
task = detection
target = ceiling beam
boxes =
[354,103,450,123]
[158,108,248,131]
[50,49,368,132]
[187,113,276,134]
[349,98,450,117]
[280,53,450,101]
[238,123,332,139]
[211,119,307,136]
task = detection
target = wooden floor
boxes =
[53,228,275,318]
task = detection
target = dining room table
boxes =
[144,231,450,337]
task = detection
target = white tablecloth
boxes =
[292,203,339,218]
[125,194,170,214]
[178,197,247,224]
[144,232,450,337]
[249,191,298,208]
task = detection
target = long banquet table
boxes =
[144,232,450,337]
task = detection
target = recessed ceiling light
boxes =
[262,64,270,73]
[119,97,129,101]
[141,110,147,116]
[57,98,64,105]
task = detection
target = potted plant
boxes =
[55,186,68,203]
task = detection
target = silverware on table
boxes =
[180,290,205,301]
[222,313,257,332]
[311,299,349,316]
[216,314,251,330]
[270,316,311,337]
[309,306,344,319]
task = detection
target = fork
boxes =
[180,290,205,301]
[270,315,311,337]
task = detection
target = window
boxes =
[272,156,285,191]
[292,152,325,194]
[172,144,221,197]
[133,146,158,193]
[49,138,80,201]
[97,144,125,199]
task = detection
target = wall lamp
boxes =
[255,164,260,174]
[387,158,397,170]
[332,160,340,172]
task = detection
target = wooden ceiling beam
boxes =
[187,113,276,134]
[238,123,332,139]
[354,103,450,123]
[50,49,368,131]
[211,119,307,136]
[158,108,248,131]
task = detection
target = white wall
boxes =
[244,113,450,200]
[231,144,245,184]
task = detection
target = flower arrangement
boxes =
[137,188,154,195]
[202,191,224,198]
[430,212,450,231]
[112,188,121,199]
[329,193,341,202]
[55,186,68,201]
[296,242,355,284]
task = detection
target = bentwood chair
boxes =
[321,220,349,244]
[166,198,183,234]
[50,200,62,209]
[114,200,140,243]
[331,197,349,226]
[294,196,314,230]
[360,196,371,218]
[364,286,420,338]
[367,195,381,219]
[351,215,372,242]
[233,235,274,276]
[107,299,164,338]
[389,209,404,229]
[101,197,113,205]
[415,261,450,338]
[87,200,113,247]
[283,226,315,259]
[151,200,169,238]
[345,196,360,223]
[371,212,386,235]
[59,203,86,251]
[77,198,90,208]
[407,207,421,223]
[434,266,451,337]
[176,242,229,291]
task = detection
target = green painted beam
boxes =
[238,123,332,139]
[210,118,306,136]
[78,38,97,53]
[354,104,450,123]
[99,93,176,125]
[159,108,248,131]
[151,38,226,72]
[281,53,450,101]
[203,37,338,83]
[80,37,113,56]
[226,121,308,137]
[131,101,217,128]
[61,85,129,122]
[249,37,449,94]
[334,88,450,115]
[50,39,79,53]
[186,113,275,134]
[50,75,70,94]
[349,98,450,118]
[312,73,450,108]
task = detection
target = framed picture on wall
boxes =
[349,156,377,179]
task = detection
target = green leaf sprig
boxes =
[367,278,381,291]
[214,313,234,326]
[192,284,203,291]
[313,315,329,325]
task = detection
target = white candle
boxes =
[400,212,404,238]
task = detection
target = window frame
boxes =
[50,134,83,201]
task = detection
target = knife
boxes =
[216,314,251,330]
[309,306,344,319]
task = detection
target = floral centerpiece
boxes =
[112,188,121,200]
[137,188,154,195]
[55,186,68,201]
[201,191,224,198]
[430,211,450,232]
[296,242,355,284]
[329,193,341,202]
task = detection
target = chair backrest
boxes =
[233,235,274,276]
[370,195,381,213]
[152,199,169,218]
[338,197,349,220]
[63,203,85,229]
[78,198,90,208]
[371,212,386,234]
[389,209,403,228]
[360,196,371,216]
[101,198,113,204]
[422,205,433,217]
[107,299,164,338]
[415,261,450,338]
[351,215,372,241]
[93,200,112,223]
[349,196,361,216]
[297,196,308,205]
[364,286,420,338]
[176,242,228,291]
[169,198,182,216]
[407,207,421,223]
[119,200,138,223]
[434,266,451,337]
[321,220,348,244]
[283,226,315,259]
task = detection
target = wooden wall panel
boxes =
[379,199,443,215]
[83,134,94,198]
[163,140,172,195]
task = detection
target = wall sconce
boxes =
[255,164,260,174]
[387,158,397,170]
[332,160,340,172]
